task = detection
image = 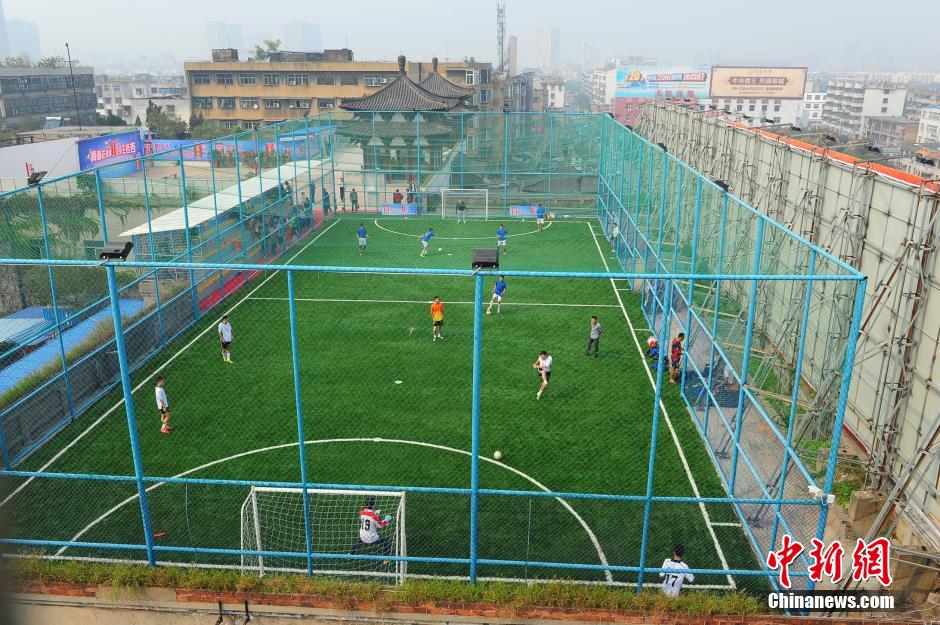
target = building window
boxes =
[216,73,234,85]
[736,104,743,112]
[263,73,281,86]
[774,104,780,111]
[222,121,238,129]
[881,107,888,113]
[133,87,143,96]
[465,70,477,86]
[288,99,311,109]
[773,117,780,123]
[624,104,632,111]
[193,97,213,109]
[287,73,309,86]
[315,73,334,85]
[318,98,336,109]
[882,97,889,104]
[102,85,110,92]
[217,97,236,109]
[241,97,259,109]
[340,74,358,86]
[364,75,388,87]
[263,99,282,109]
[192,73,210,85]
[480,88,492,104]
[239,73,257,85]
[244,121,262,129]
[480,69,491,84]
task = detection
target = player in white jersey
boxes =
[155,376,173,435]
[218,314,234,363]
[660,543,694,597]
[532,351,553,400]
[350,497,393,566]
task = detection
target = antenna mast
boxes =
[496,2,507,77]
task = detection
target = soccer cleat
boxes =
[536,391,542,400]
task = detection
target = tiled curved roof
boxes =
[419,71,473,99]
[340,55,461,112]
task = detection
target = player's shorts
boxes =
[537,217,544,223]
[221,341,231,349]
[433,320,444,327]
[359,237,367,246]
[671,359,681,369]
[537,370,551,381]
[492,294,503,302]
[422,241,430,248]
[497,239,506,246]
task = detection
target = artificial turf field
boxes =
[1,215,764,591]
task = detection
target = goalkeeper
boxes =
[351,497,393,565]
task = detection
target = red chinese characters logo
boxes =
[768,536,893,588]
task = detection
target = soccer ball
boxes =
[493,451,502,461]
[437,247,442,251]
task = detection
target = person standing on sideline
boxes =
[496,224,509,255]
[339,176,346,209]
[660,544,694,597]
[357,223,368,254]
[393,189,404,204]
[218,314,234,363]
[532,351,553,399]
[486,275,508,314]
[585,315,602,358]
[407,177,417,204]
[670,333,685,383]
[430,296,445,341]
[155,376,173,435]
[610,221,620,251]
[420,228,435,257]
[456,198,468,223]
[322,189,331,216]
[536,204,547,230]
[350,188,360,211]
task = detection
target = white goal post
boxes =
[240,487,407,583]
[440,188,489,220]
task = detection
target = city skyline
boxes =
[0,0,936,73]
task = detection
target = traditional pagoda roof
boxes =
[341,55,462,112]
[337,121,452,139]
[419,57,473,99]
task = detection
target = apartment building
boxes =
[0,66,97,125]
[798,91,826,127]
[820,79,907,139]
[906,106,940,179]
[865,116,918,151]
[96,74,189,125]
[184,49,497,128]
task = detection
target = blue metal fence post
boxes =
[631,141,644,275]
[770,251,816,553]
[548,114,554,212]
[328,112,337,211]
[679,175,702,398]
[287,270,315,575]
[813,279,866,542]
[36,186,74,422]
[208,141,224,303]
[94,169,109,243]
[729,217,765,494]
[233,136,250,285]
[503,111,510,212]
[704,193,730,436]
[140,154,165,343]
[595,117,607,224]
[469,273,484,583]
[178,149,199,319]
[637,277,674,592]
[616,128,627,266]
[459,113,466,191]
[416,113,422,213]
[274,124,283,196]
[106,263,157,566]
[303,116,315,227]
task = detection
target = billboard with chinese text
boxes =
[614,66,710,99]
[77,130,144,178]
[710,66,807,99]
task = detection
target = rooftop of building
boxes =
[418,58,473,99]
[14,125,131,142]
[0,66,94,77]
[340,55,466,112]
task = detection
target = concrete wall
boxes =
[0,137,79,179]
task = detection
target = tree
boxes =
[253,38,281,61]
[145,100,187,139]
[95,113,127,126]
[37,55,68,68]
[189,111,205,130]
[190,120,242,140]
[134,115,142,127]
[0,56,32,67]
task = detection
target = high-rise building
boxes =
[6,19,40,61]
[206,21,244,52]
[0,0,9,60]
[550,27,560,68]
[507,35,518,77]
[534,26,559,69]
[281,22,322,52]
[0,66,96,124]
[820,79,907,139]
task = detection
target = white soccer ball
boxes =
[438,247,442,251]
[493,451,502,461]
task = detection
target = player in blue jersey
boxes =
[356,223,368,254]
[486,275,508,315]
[496,224,508,255]
[536,205,547,230]
[420,228,435,257]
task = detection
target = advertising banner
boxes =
[710,66,807,99]
[77,130,143,178]
[144,139,210,161]
[382,203,418,215]
[614,66,710,99]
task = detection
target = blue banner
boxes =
[77,130,144,178]
[615,66,711,99]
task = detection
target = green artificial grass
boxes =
[1,216,764,592]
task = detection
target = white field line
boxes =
[709,522,744,527]
[0,219,341,510]
[56,436,613,581]
[586,221,736,589]
[372,219,553,240]
[247,296,619,309]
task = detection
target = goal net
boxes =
[240,487,407,582]
[441,189,489,220]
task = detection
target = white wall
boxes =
[0,137,79,179]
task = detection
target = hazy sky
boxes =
[6,0,939,72]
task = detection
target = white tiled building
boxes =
[798,92,826,127]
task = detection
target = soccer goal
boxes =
[441,188,489,220]
[240,487,407,582]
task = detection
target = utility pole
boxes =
[496,2,507,77]
[65,43,82,129]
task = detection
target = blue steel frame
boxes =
[0,111,865,592]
